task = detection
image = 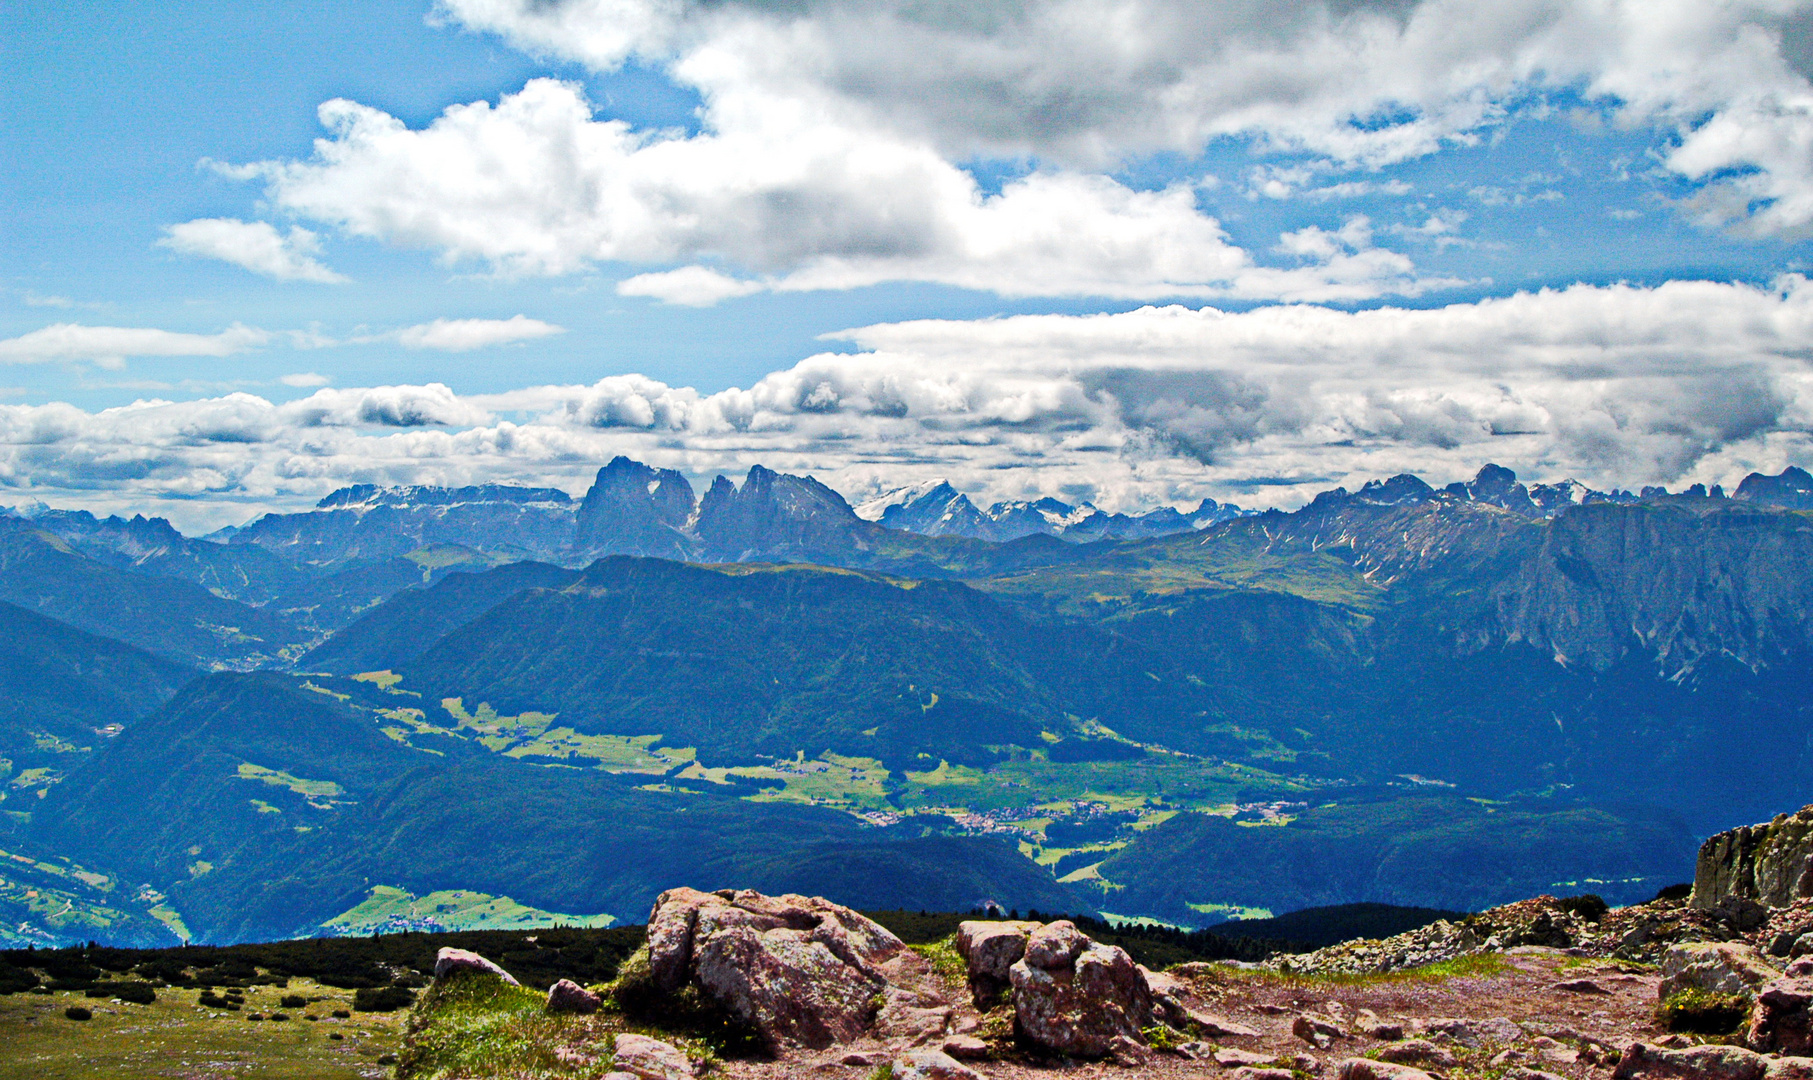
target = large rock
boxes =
[432,947,519,986]
[1339,1058,1441,1080]
[1660,943,1780,1002]
[639,887,949,1050]
[891,1048,983,1080]
[954,920,1037,1006]
[1693,807,1813,911]
[1377,1041,1460,1069]
[1613,1042,1813,1080]
[1008,920,1155,1058]
[1750,978,1813,1056]
[611,1034,694,1080]
[546,978,601,1015]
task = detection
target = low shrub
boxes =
[1558,894,1610,923]
[64,1006,91,1021]
[1654,883,1693,903]
[82,982,154,1003]
[280,994,308,1009]
[1658,988,1750,1035]
[353,985,417,1012]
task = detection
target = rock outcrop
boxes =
[889,1048,983,1080]
[546,978,601,1015]
[635,887,952,1051]
[433,947,518,986]
[1659,943,1780,1001]
[1693,807,1813,912]
[609,1033,695,1080]
[1613,1041,1813,1080]
[955,916,1255,1057]
[1002,920,1156,1057]
[1751,978,1813,1056]
[954,919,1037,1007]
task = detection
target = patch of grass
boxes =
[909,934,967,985]
[1657,988,1751,1035]
[396,974,598,1080]
[0,979,404,1080]
[321,885,615,936]
[608,946,764,1059]
[236,762,352,808]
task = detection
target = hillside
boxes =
[0,600,194,805]
[28,673,1085,943]
[10,463,1813,945]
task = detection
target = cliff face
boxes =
[1692,805,1813,910]
[234,484,577,564]
[1494,504,1813,674]
[572,456,697,559]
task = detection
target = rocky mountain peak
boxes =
[573,456,697,558]
[695,464,867,561]
[1735,466,1813,510]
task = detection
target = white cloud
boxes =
[8,280,1813,522]
[280,372,331,387]
[232,80,1448,303]
[0,323,270,369]
[430,0,1813,234]
[393,315,565,351]
[158,218,348,283]
[618,266,765,305]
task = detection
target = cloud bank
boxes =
[7,280,1813,526]
[189,0,1813,305]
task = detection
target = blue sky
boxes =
[7,0,1813,528]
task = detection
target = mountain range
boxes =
[4,460,1813,947]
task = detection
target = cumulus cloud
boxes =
[158,218,348,283]
[434,0,1813,232]
[0,323,270,368]
[393,315,565,351]
[9,280,1813,523]
[194,0,1813,303]
[231,80,1449,302]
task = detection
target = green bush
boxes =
[280,994,308,1009]
[353,985,417,1012]
[1558,894,1610,923]
[111,982,157,1005]
[1658,988,1750,1034]
[64,1006,91,1021]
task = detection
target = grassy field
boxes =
[321,886,615,935]
[0,979,406,1080]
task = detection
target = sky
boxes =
[8,0,1813,530]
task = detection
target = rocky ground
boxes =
[713,946,1665,1079]
[397,802,1813,1080]
[396,888,1807,1080]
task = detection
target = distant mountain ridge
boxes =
[15,459,1812,577]
[853,479,1250,542]
[9,458,1813,946]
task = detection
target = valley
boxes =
[2,461,1810,947]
